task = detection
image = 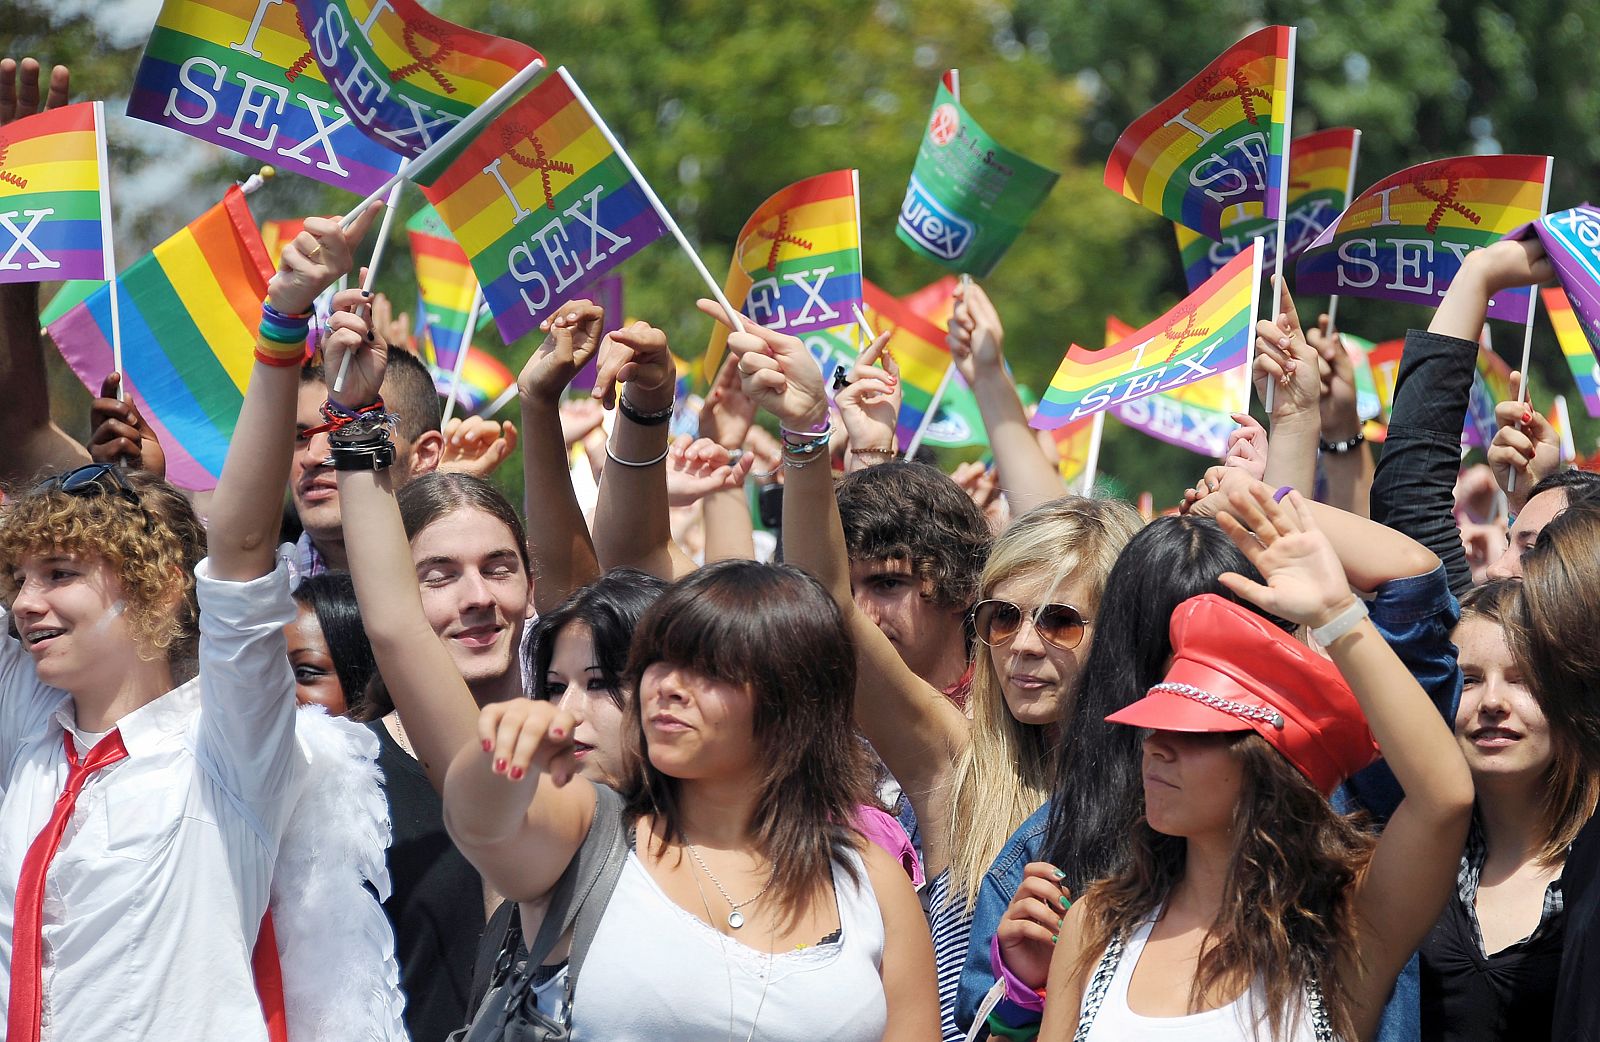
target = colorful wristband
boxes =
[989,934,1047,1014]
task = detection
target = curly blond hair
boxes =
[0,470,205,661]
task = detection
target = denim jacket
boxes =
[955,564,1461,1041]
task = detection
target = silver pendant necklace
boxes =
[685,840,774,929]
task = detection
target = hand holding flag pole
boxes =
[333,181,405,393]
[1508,157,1555,494]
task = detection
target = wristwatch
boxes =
[1310,598,1369,646]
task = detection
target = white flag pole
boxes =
[1079,411,1106,494]
[1262,29,1297,414]
[333,181,406,392]
[1323,129,1361,333]
[340,59,546,228]
[482,383,520,418]
[1508,156,1554,494]
[93,101,124,401]
[441,282,484,426]
[948,68,961,104]
[557,67,744,334]
[904,362,956,459]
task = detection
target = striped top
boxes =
[926,870,977,1042]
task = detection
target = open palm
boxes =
[1215,485,1354,629]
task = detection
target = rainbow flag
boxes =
[0,101,111,284]
[291,0,540,162]
[421,67,667,345]
[45,186,274,490]
[128,0,406,195]
[1105,26,1293,239]
[430,340,514,415]
[1033,242,1261,429]
[862,280,954,450]
[1175,127,1359,290]
[1463,332,1513,449]
[1296,154,1550,321]
[1545,286,1600,417]
[407,202,479,356]
[702,169,863,381]
[1052,416,1097,484]
[1100,314,1247,457]
[260,218,307,264]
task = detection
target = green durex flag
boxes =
[920,372,987,448]
[896,70,1059,277]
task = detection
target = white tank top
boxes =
[573,847,888,1042]
[1079,912,1325,1042]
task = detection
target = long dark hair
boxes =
[1043,515,1276,891]
[291,572,378,718]
[621,560,873,926]
[1072,734,1375,1042]
[532,568,669,706]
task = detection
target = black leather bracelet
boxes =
[617,394,674,426]
[326,415,396,471]
[1318,431,1365,455]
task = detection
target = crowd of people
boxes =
[3,55,1600,1042]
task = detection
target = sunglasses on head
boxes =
[38,463,140,505]
[972,599,1089,651]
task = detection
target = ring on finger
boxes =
[306,242,323,260]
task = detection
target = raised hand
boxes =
[319,284,388,407]
[519,299,606,404]
[948,279,1005,385]
[699,354,757,450]
[88,373,166,477]
[1252,277,1321,418]
[1487,371,1560,509]
[1215,484,1356,629]
[1224,412,1269,479]
[836,330,899,454]
[0,57,69,127]
[592,320,675,413]
[269,205,383,319]
[666,437,756,507]
[696,298,828,432]
[439,416,519,477]
[997,862,1073,991]
[1180,464,1260,519]
[1467,237,1555,297]
[368,292,413,352]
[476,698,581,787]
[1307,315,1360,442]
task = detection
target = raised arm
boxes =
[697,298,970,877]
[1307,315,1374,516]
[1252,277,1323,498]
[1215,486,1473,1040]
[589,322,696,580]
[948,280,1067,513]
[0,58,90,486]
[208,208,379,582]
[518,300,606,613]
[1487,371,1561,513]
[697,362,759,563]
[1371,239,1553,594]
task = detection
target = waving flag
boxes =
[421,67,667,345]
[429,341,514,414]
[1176,127,1358,290]
[128,0,406,195]
[860,280,954,450]
[1105,26,1293,239]
[1516,205,1600,359]
[406,202,479,354]
[1463,333,1514,449]
[1099,314,1248,458]
[1545,287,1600,417]
[702,169,863,380]
[0,102,112,284]
[291,0,540,161]
[45,187,274,490]
[896,70,1058,278]
[1033,241,1262,428]
[1296,154,1550,320]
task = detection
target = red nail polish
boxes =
[494,758,507,773]
[509,766,525,781]
[1523,413,1532,425]
[482,739,493,752]
[551,727,565,739]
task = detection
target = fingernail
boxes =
[1523,413,1532,425]
[494,758,507,774]
[362,290,371,297]
[482,739,493,751]
[509,766,525,780]
[366,330,374,341]
[1059,895,1069,908]
[1052,934,1059,944]
[1058,918,1064,929]
[551,727,565,739]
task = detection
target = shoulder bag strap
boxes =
[1303,972,1335,1042]
[1070,929,1125,1042]
[519,785,627,973]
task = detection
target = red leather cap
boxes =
[1106,594,1378,794]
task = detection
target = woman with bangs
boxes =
[1419,579,1598,1040]
[0,204,395,1039]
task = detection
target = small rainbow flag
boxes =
[1544,287,1600,417]
[1463,331,1514,449]
[45,186,273,490]
[862,279,954,450]
[128,0,406,195]
[0,101,111,284]
[291,0,541,163]
[407,201,479,356]
[1296,154,1550,321]
[260,218,307,265]
[1033,241,1261,429]
[1175,127,1359,290]
[1105,26,1293,239]
[703,169,863,381]
[429,339,514,415]
[421,67,667,345]
[1550,394,1577,463]
[1052,416,1097,484]
[1101,314,1248,458]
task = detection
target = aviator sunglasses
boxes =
[38,463,141,504]
[971,599,1089,652]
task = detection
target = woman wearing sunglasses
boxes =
[0,205,396,1041]
[706,300,1141,1041]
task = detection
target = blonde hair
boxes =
[0,470,205,662]
[944,496,1142,909]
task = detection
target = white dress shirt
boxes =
[0,559,306,1041]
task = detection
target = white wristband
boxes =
[1310,598,1369,647]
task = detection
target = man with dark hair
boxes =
[835,461,992,696]
[289,350,445,578]
[1486,468,1600,580]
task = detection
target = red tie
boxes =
[7,730,127,1042]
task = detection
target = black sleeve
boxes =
[1370,329,1479,597]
